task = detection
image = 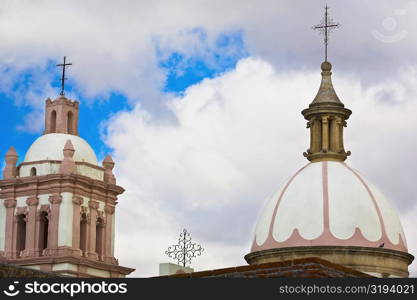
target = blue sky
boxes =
[1,1,417,277]
[0,30,248,165]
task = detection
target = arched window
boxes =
[96,218,105,259]
[80,213,88,256]
[38,211,49,254]
[50,110,57,132]
[30,167,37,177]
[67,111,73,134]
[16,214,26,256]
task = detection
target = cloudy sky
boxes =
[1,0,417,277]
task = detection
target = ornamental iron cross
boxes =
[313,5,340,62]
[56,56,73,96]
[165,228,204,267]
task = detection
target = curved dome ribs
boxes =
[253,162,407,253]
[266,164,310,243]
[345,164,388,242]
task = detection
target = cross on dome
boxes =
[313,5,340,62]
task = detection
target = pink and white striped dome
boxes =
[251,161,407,253]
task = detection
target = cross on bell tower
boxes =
[56,56,73,96]
[43,57,78,136]
[313,5,340,62]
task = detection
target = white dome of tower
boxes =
[18,95,104,180]
[24,133,98,165]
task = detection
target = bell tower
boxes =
[44,96,79,135]
[0,95,134,277]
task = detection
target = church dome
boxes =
[24,133,98,165]
[251,161,407,253]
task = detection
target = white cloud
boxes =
[105,57,417,277]
[2,0,417,114]
[1,0,416,277]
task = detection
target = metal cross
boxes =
[165,229,204,267]
[313,5,340,62]
[56,56,73,96]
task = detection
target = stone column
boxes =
[86,200,99,260]
[72,196,83,256]
[339,120,346,152]
[45,194,62,256]
[330,117,339,152]
[103,204,117,264]
[334,117,342,153]
[321,116,329,152]
[96,211,106,261]
[308,120,313,152]
[34,211,41,255]
[3,199,17,258]
[311,118,322,153]
[22,197,39,257]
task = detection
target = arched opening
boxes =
[96,218,104,259]
[16,214,27,256]
[80,213,87,256]
[50,110,57,133]
[67,111,73,134]
[30,167,37,177]
[38,211,49,254]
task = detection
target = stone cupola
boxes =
[0,95,134,278]
[44,95,79,135]
[302,61,352,162]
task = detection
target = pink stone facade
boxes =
[0,96,134,277]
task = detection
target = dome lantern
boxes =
[302,62,352,162]
[43,95,79,136]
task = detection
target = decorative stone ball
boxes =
[321,61,332,71]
